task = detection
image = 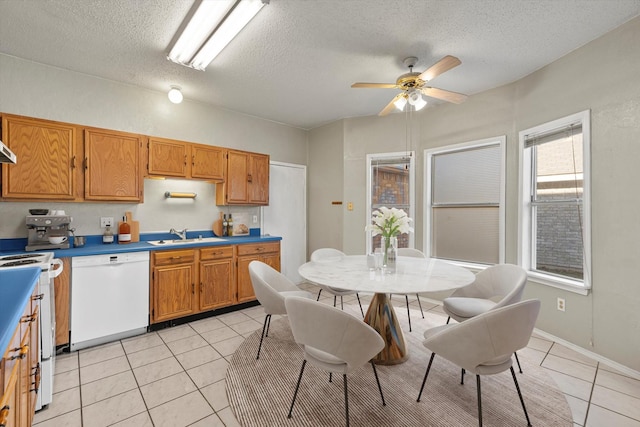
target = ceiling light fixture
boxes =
[407,89,427,111]
[394,94,408,111]
[168,86,184,104]
[168,0,269,71]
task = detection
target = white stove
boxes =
[0,252,62,410]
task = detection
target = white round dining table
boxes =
[298,255,474,364]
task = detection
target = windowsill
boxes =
[526,271,590,295]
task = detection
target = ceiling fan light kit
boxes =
[351,55,467,116]
[168,0,268,71]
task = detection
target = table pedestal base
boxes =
[364,293,408,365]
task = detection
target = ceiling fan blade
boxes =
[421,87,468,104]
[418,55,461,82]
[379,93,405,116]
[351,82,398,89]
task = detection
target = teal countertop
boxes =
[0,267,40,354]
[0,231,281,258]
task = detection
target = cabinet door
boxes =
[54,258,71,346]
[236,255,259,303]
[84,128,143,201]
[148,137,190,177]
[225,150,250,204]
[249,153,269,205]
[1,115,78,200]
[199,258,234,311]
[0,358,20,427]
[262,253,281,272]
[152,264,196,323]
[191,144,224,180]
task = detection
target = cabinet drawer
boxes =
[200,246,233,261]
[152,249,196,266]
[237,242,279,256]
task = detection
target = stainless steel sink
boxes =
[147,237,226,246]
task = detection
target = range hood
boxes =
[0,140,17,164]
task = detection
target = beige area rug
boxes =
[226,311,572,426]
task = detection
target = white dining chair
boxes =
[248,260,314,360]
[392,247,426,331]
[310,248,365,317]
[285,296,386,427]
[442,263,528,373]
[417,299,541,427]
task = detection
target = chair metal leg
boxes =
[316,288,322,301]
[461,368,466,385]
[356,293,364,317]
[511,366,532,426]
[416,294,424,318]
[417,352,435,402]
[514,351,523,373]
[406,295,412,332]
[446,316,451,324]
[340,295,344,310]
[265,314,272,337]
[256,314,271,360]
[343,374,350,427]
[287,360,307,419]
[333,295,337,307]
[371,361,386,406]
[329,372,332,383]
[476,375,483,427]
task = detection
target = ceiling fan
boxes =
[351,55,468,116]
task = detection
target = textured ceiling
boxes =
[1,0,639,129]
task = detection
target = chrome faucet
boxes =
[169,228,187,240]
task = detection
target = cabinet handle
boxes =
[71,155,76,169]
[247,174,253,183]
[10,345,28,360]
[192,155,195,166]
[22,314,37,323]
[83,157,88,169]
[1,405,11,427]
[200,282,203,293]
[33,294,44,301]
[171,256,182,260]
[192,283,195,294]
[184,155,187,166]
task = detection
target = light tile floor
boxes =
[33,283,640,427]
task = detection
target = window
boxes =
[424,137,505,266]
[518,110,591,292]
[366,152,415,254]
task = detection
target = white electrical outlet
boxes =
[557,297,566,312]
[100,217,114,227]
[252,215,258,224]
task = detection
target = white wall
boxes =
[0,54,308,238]
[308,17,640,371]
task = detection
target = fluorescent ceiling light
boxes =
[168,0,268,71]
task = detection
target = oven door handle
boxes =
[49,258,64,279]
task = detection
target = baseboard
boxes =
[418,295,640,380]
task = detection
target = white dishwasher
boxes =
[71,251,149,351]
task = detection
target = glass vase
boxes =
[382,235,398,274]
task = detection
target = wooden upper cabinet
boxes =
[147,137,224,181]
[216,149,269,206]
[84,128,143,202]
[248,152,269,204]
[191,143,224,180]
[148,137,189,177]
[1,114,80,200]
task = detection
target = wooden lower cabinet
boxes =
[1,289,40,427]
[199,246,234,311]
[151,249,197,323]
[150,242,280,324]
[54,258,71,347]
[236,242,281,303]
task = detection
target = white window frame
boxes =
[424,136,506,269]
[365,151,416,254]
[518,110,591,295]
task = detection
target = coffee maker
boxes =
[26,214,73,251]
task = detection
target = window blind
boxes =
[524,123,582,148]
